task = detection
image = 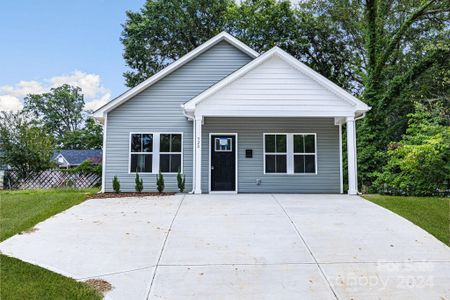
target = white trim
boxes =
[93,32,258,120]
[339,123,343,194]
[214,137,233,152]
[54,153,70,167]
[184,47,370,114]
[263,133,318,175]
[128,132,183,175]
[101,113,107,192]
[208,133,238,193]
[263,133,288,174]
[346,117,358,195]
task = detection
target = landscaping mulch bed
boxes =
[89,192,176,199]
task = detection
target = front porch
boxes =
[189,116,357,194]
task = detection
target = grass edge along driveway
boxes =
[363,194,449,246]
[0,188,102,300]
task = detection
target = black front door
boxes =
[211,135,236,191]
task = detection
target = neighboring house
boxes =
[52,150,102,168]
[94,32,370,194]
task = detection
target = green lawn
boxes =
[363,194,449,246]
[0,188,102,300]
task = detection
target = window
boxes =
[215,137,232,152]
[130,134,153,172]
[160,134,182,173]
[294,134,316,174]
[264,134,287,173]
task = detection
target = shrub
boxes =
[112,176,120,193]
[177,168,185,192]
[69,160,102,175]
[135,173,143,192]
[374,103,450,196]
[156,170,164,193]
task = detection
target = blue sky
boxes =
[0,0,146,111]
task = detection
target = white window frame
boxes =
[263,133,318,175]
[128,132,183,174]
[293,133,318,175]
[159,133,184,174]
[263,133,288,174]
[129,132,154,174]
[214,137,233,152]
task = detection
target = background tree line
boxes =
[0,84,103,179]
[121,0,449,195]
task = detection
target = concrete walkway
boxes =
[1,194,449,299]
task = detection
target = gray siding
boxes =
[201,117,341,193]
[104,41,252,192]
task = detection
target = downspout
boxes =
[182,105,196,194]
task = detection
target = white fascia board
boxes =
[184,47,370,113]
[93,32,259,119]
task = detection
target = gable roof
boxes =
[183,46,370,114]
[52,150,103,166]
[93,32,259,120]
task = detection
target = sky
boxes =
[0,0,146,111]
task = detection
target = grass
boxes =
[363,194,449,246]
[0,188,102,300]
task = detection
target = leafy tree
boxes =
[24,84,85,141]
[23,84,103,149]
[374,103,450,195]
[121,0,233,87]
[0,111,54,179]
[61,118,103,149]
[121,0,356,89]
[302,0,450,187]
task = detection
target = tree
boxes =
[121,0,356,89]
[23,84,103,149]
[24,84,85,141]
[61,118,103,149]
[302,0,450,188]
[121,0,233,87]
[0,111,54,179]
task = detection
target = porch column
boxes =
[346,116,358,195]
[194,116,203,194]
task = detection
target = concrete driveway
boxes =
[1,194,449,299]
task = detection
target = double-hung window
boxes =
[264,134,287,173]
[264,133,317,174]
[294,134,316,174]
[160,134,182,173]
[130,134,153,173]
[129,133,182,173]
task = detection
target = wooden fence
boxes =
[3,170,101,190]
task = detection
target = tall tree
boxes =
[121,0,356,89]
[0,111,54,179]
[23,84,103,149]
[303,0,450,187]
[23,84,85,141]
[121,0,234,87]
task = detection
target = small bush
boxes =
[112,176,120,193]
[135,173,143,192]
[177,168,185,192]
[156,170,164,193]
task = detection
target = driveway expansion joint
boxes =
[271,194,340,300]
[145,194,185,300]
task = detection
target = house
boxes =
[52,150,102,168]
[94,32,370,194]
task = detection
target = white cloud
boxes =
[0,95,23,111]
[0,70,111,112]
